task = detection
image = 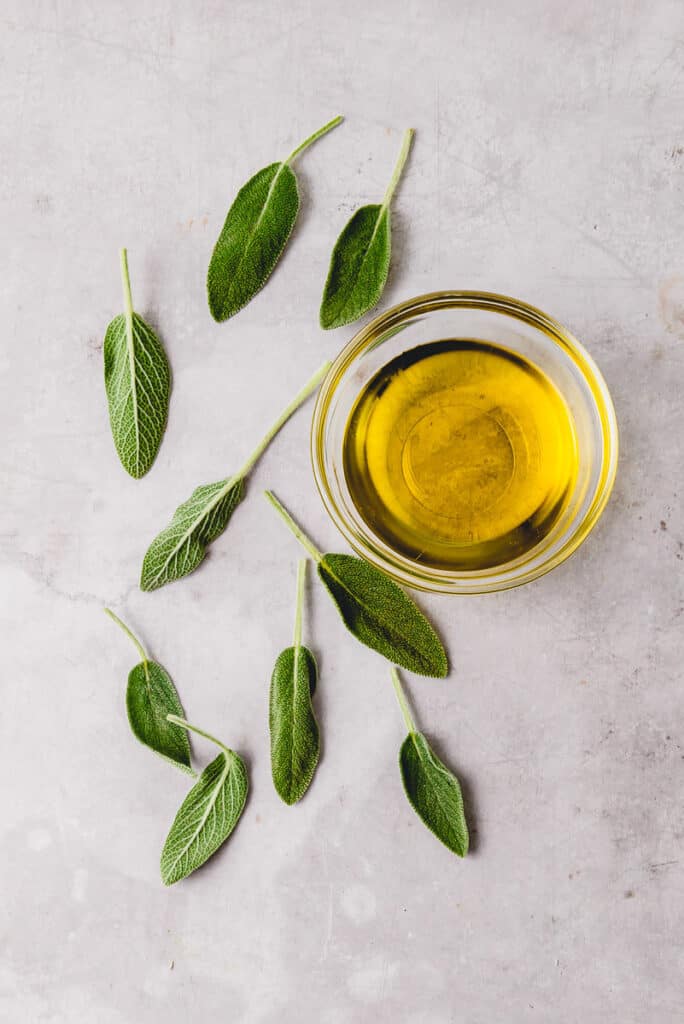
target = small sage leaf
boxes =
[264,492,448,678]
[141,477,245,591]
[140,362,329,591]
[127,662,192,772]
[320,129,413,330]
[105,609,192,775]
[392,669,468,857]
[207,116,343,322]
[270,646,319,805]
[399,735,468,856]
[270,559,319,805]
[319,205,390,329]
[319,554,447,677]
[103,249,170,477]
[161,716,248,885]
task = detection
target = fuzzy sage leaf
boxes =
[270,559,319,805]
[103,249,171,477]
[104,608,193,775]
[392,668,468,857]
[320,129,413,330]
[207,115,343,322]
[140,361,330,590]
[264,492,448,678]
[160,716,248,885]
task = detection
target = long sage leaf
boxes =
[140,361,330,590]
[103,249,171,477]
[104,608,193,774]
[264,491,448,678]
[319,129,413,330]
[392,668,468,856]
[207,115,343,322]
[270,559,319,805]
[161,716,248,885]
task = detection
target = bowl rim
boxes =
[311,289,619,594]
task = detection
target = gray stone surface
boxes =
[1,1,683,1020]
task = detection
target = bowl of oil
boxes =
[311,291,618,594]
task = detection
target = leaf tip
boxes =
[160,865,175,887]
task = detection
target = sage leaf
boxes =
[141,476,245,591]
[103,249,171,477]
[104,608,192,775]
[140,361,330,590]
[161,716,248,885]
[264,491,448,678]
[320,129,413,330]
[207,115,343,322]
[270,559,319,804]
[391,669,468,857]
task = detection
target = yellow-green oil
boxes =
[343,340,578,570]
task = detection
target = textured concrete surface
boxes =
[1,1,683,1021]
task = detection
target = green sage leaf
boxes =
[141,477,245,591]
[161,716,248,885]
[319,553,447,678]
[105,609,192,775]
[392,669,468,857]
[140,362,330,591]
[270,559,319,805]
[320,129,413,330]
[270,646,319,804]
[103,249,170,477]
[399,734,468,856]
[207,116,343,322]
[264,491,448,678]
[127,662,192,772]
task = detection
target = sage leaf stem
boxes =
[264,490,323,562]
[140,361,330,591]
[103,248,171,477]
[104,608,193,774]
[382,128,414,208]
[237,360,330,478]
[207,116,344,322]
[285,115,344,165]
[104,606,148,668]
[391,668,469,857]
[390,662,416,734]
[161,715,248,885]
[264,491,448,677]
[319,128,414,330]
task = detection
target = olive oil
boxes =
[343,340,578,571]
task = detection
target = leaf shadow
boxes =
[310,644,325,772]
[382,206,411,305]
[422,731,482,856]
[289,166,316,250]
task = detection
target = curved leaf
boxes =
[206,117,343,323]
[399,732,468,857]
[319,128,413,330]
[270,645,319,805]
[140,364,329,592]
[318,553,448,677]
[319,204,390,329]
[103,250,170,478]
[207,161,299,322]
[140,477,245,591]
[126,660,192,773]
[160,749,248,885]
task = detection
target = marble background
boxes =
[1,1,683,1020]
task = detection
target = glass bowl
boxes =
[311,291,618,594]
